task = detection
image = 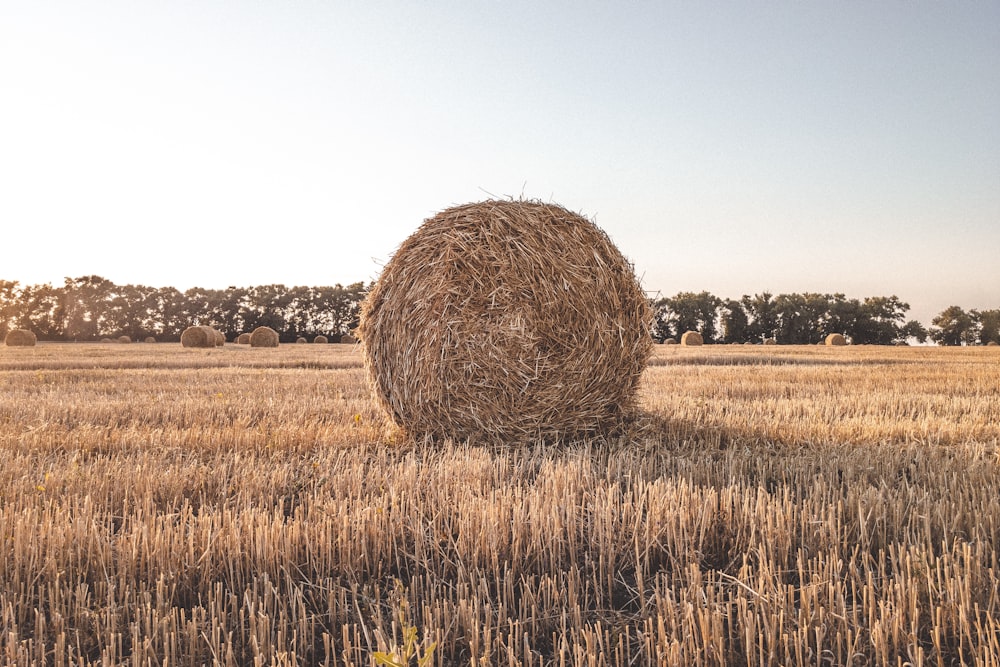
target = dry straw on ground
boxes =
[249,326,279,348]
[236,333,251,345]
[4,329,36,347]
[180,326,216,349]
[313,335,328,344]
[681,331,703,346]
[360,199,652,443]
[826,333,848,346]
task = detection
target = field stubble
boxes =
[0,343,998,666]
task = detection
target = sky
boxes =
[1,1,997,326]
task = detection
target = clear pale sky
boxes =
[2,1,997,326]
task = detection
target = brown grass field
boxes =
[1,342,998,666]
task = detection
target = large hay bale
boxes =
[213,329,225,346]
[825,333,847,346]
[180,326,216,348]
[4,329,36,347]
[249,326,279,348]
[360,199,652,442]
[680,331,703,346]
[313,335,328,344]
[237,333,251,345]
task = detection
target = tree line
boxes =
[0,276,368,343]
[1,277,996,346]
[652,291,999,346]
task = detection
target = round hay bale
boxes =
[249,326,279,348]
[987,341,998,347]
[144,336,156,343]
[825,333,847,346]
[180,326,216,348]
[100,338,113,343]
[360,199,652,442]
[313,335,328,344]
[763,338,776,346]
[236,333,251,345]
[118,335,131,344]
[213,329,225,346]
[339,334,358,344]
[296,337,307,344]
[663,338,677,345]
[680,331,703,346]
[4,329,36,347]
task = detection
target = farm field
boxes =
[1,342,998,666]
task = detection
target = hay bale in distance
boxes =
[213,329,225,346]
[118,335,131,344]
[680,331,703,346]
[236,333,251,345]
[4,329,36,347]
[825,333,848,346]
[763,338,776,346]
[663,338,677,345]
[313,335,328,344]
[180,326,216,348]
[296,337,307,344]
[987,341,999,347]
[339,334,358,344]
[144,336,156,343]
[360,199,652,442]
[249,326,279,348]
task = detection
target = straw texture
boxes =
[360,199,652,443]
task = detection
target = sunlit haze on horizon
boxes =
[1,1,997,326]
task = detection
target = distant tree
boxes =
[0,280,21,339]
[654,291,722,343]
[773,293,828,344]
[61,275,116,340]
[719,299,751,343]
[19,283,63,340]
[856,295,912,345]
[930,306,978,346]
[900,320,928,344]
[740,292,777,343]
[975,309,1000,345]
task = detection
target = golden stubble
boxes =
[0,342,998,665]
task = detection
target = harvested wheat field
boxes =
[0,342,998,666]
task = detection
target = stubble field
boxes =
[1,342,998,666]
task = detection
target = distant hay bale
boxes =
[360,199,652,442]
[987,341,999,347]
[4,329,36,347]
[825,333,848,346]
[237,333,251,345]
[118,335,131,344]
[144,336,156,343]
[213,329,225,346]
[763,338,776,346]
[100,338,113,343]
[663,338,677,345]
[339,334,358,344]
[680,331,703,346]
[296,337,307,344]
[313,335,328,344]
[249,326,279,348]
[180,326,217,348]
